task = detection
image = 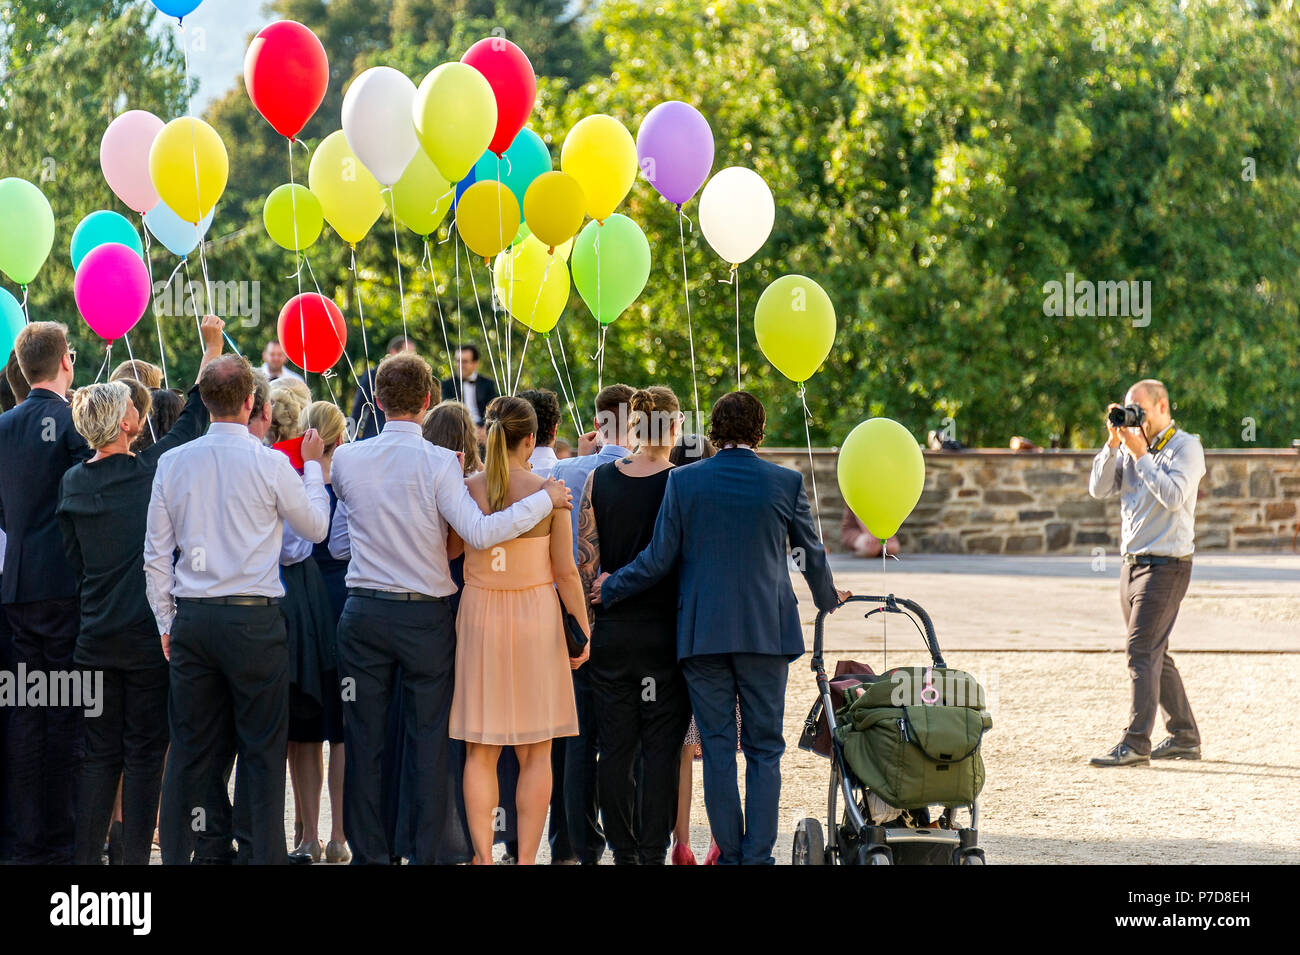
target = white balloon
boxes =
[698,166,775,266]
[341,67,420,187]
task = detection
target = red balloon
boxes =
[277,293,346,373]
[244,21,329,139]
[462,37,536,157]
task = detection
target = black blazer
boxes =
[440,375,498,424]
[351,372,384,441]
[0,388,92,604]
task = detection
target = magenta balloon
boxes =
[635,101,714,207]
[74,243,152,341]
[101,111,166,214]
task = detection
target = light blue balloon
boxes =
[473,128,552,209]
[70,211,144,270]
[150,0,203,20]
[0,287,24,360]
[144,201,214,257]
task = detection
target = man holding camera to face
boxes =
[1087,379,1205,767]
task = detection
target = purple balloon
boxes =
[636,101,714,207]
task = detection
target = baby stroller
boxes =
[794,594,989,865]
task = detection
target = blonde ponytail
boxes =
[481,395,538,513]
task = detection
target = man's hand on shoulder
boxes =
[543,476,573,510]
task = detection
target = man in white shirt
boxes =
[260,339,303,383]
[519,387,562,477]
[328,352,571,864]
[145,355,330,864]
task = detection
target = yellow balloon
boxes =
[308,131,386,246]
[754,274,836,382]
[263,184,323,252]
[148,117,228,224]
[836,418,926,539]
[560,115,636,222]
[522,171,586,250]
[391,149,452,237]
[493,235,570,334]
[456,181,520,262]
[413,63,497,184]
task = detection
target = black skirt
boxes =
[281,557,343,743]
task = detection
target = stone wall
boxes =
[759,447,1300,554]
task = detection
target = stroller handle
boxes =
[812,594,945,669]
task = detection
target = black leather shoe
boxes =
[1090,742,1149,767]
[1151,737,1201,760]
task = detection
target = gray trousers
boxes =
[1120,561,1199,754]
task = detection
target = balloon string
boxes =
[303,255,366,422]
[385,188,409,344]
[122,331,157,444]
[345,247,378,436]
[19,285,29,323]
[733,264,741,389]
[465,244,502,390]
[798,381,824,540]
[554,319,581,423]
[595,222,603,390]
[882,548,887,671]
[511,253,550,395]
[452,230,463,403]
[179,20,211,311]
[287,138,308,384]
[425,236,455,400]
[139,216,170,389]
[677,211,701,429]
[546,333,583,438]
[194,243,236,354]
[181,259,202,343]
[93,342,113,385]
[496,156,509,390]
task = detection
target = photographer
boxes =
[1087,379,1205,767]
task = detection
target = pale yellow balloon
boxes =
[493,234,570,334]
[148,117,229,224]
[560,114,636,222]
[308,130,386,246]
[412,63,498,184]
[391,148,452,237]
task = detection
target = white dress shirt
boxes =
[327,419,552,596]
[528,445,559,478]
[260,363,304,383]
[460,373,480,422]
[144,422,330,635]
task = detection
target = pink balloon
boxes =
[74,243,152,341]
[100,111,165,214]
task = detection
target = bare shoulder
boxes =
[465,472,490,513]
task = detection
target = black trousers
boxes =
[562,665,606,863]
[4,598,83,864]
[1120,561,1200,754]
[75,662,169,865]
[338,595,458,865]
[0,598,14,861]
[589,620,692,864]
[160,601,289,865]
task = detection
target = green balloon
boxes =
[0,178,56,285]
[837,418,926,540]
[753,274,836,382]
[263,183,323,252]
[570,213,650,326]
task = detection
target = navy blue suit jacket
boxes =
[601,448,838,660]
[0,388,92,604]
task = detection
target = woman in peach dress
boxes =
[449,396,589,865]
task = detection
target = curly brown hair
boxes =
[707,391,766,449]
[518,388,561,445]
[375,352,433,417]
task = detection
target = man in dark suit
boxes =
[440,344,498,435]
[352,335,415,441]
[592,391,849,865]
[0,322,92,864]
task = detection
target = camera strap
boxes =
[1151,425,1176,454]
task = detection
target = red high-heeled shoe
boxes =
[671,841,697,865]
[703,841,721,865]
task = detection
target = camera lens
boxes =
[1108,407,1127,427]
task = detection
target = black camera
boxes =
[1108,403,1146,428]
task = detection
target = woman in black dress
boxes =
[577,386,693,864]
[56,317,222,864]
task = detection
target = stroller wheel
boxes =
[793,818,826,865]
[856,846,892,866]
